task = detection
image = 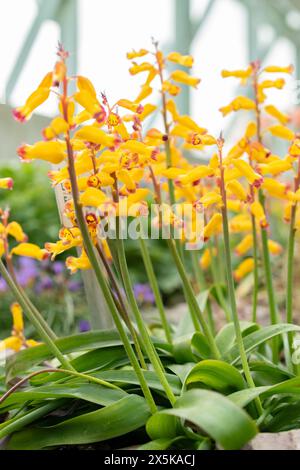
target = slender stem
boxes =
[209,240,231,322]
[61,79,157,414]
[191,250,216,335]
[218,141,263,415]
[286,156,300,372]
[253,66,279,360]
[0,367,121,406]
[251,214,259,323]
[96,242,147,369]
[167,238,221,359]
[138,236,172,344]
[115,218,176,406]
[0,260,74,371]
[148,166,219,353]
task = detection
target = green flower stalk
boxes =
[217,137,263,415]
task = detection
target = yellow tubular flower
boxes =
[259,79,285,90]
[200,247,216,270]
[235,234,253,256]
[229,214,252,233]
[135,84,153,103]
[123,104,157,122]
[6,221,27,242]
[11,303,24,335]
[234,258,254,281]
[167,52,193,67]
[268,125,294,141]
[227,199,243,212]
[176,115,207,134]
[179,166,214,184]
[42,116,69,140]
[250,201,268,228]
[263,65,294,74]
[162,80,181,96]
[170,70,200,88]
[226,180,248,202]
[66,250,91,274]
[12,72,53,122]
[289,139,300,157]
[129,62,154,75]
[126,49,149,60]
[0,178,13,190]
[245,122,257,139]
[0,239,5,257]
[10,243,49,261]
[259,157,293,176]
[74,126,116,147]
[221,66,253,84]
[232,159,263,187]
[264,105,290,125]
[268,240,282,255]
[74,90,106,123]
[17,141,66,164]
[203,213,222,241]
[261,178,287,199]
[80,187,108,207]
[219,96,256,116]
[199,191,222,208]
[117,169,136,192]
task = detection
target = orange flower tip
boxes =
[136,104,144,115]
[260,220,269,229]
[162,134,168,142]
[12,108,28,123]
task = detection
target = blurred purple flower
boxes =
[79,319,91,332]
[133,283,155,305]
[52,261,65,275]
[0,277,7,292]
[68,279,82,292]
[35,276,54,293]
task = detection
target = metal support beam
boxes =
[174,0,191,115]
[5,0,78,103]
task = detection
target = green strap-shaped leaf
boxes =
[185,359,245,393]
[146,389,258,450]
[6,394,150,450]
[215,322,259,356]
[0,383,126,412]
[224,324,300,364]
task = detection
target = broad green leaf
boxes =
[250,360,293,386]
[0,399,67,440]
[265,401,300,432]
[167,363,195,384]
[185,359,245,393]
[147,389,257,450]
[0,383,126,412]
[92,370,181,395]
[229,376,300,408]
[139,438,181,450]
[172,336,196,363]
[191,332,212,359]
[228,386,269,408]
[30,346,128,385]
[174,290,209,339]
[6,329,126,380]
[6,394,150,450]
[216,322,259,356]
[146,413,180,440]
[224,324,300,364]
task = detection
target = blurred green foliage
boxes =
[0,163,59,245]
